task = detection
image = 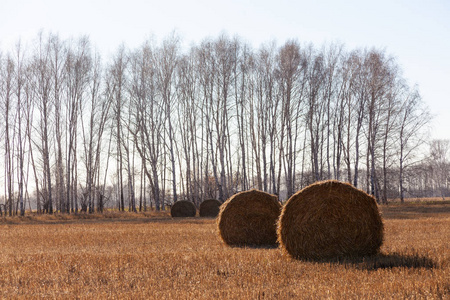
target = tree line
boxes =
[0,32,443,216]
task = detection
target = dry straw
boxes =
[199,199,221,217]
[170,200,197,218]
[277,180,384,260]
[218,189,281,246]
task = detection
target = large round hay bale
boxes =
[278,180,384,260]
[199,199,221,217]
[170,200,196,217]
[218,189,281,246]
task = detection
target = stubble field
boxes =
[0,203,449,299]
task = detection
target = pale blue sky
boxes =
[1,0,449,140]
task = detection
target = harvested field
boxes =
[381,201,450,219]
[0,203,448,299]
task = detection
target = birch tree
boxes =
[177,50,201,203]
[107,46,128,211]
[30,33,54,213]
[398,87,430,202]
[128,42,164,210]
[276,40,304,197]
[1,54,15,215]
[14,42,27,216]
[154,35,180,203]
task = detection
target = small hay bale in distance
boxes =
[277,180,384,260]
[170,200,196,218]
[218,189,281,247]
[199,199,221,217]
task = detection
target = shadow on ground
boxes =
[228,244,279,249]
[313,252,438,271]
[380,202,450,219]
[0,215,217,226]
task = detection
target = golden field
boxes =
[0,203,449,299]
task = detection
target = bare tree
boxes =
[379,74,401,204]
[397,88,430,202]
[154,35,180,204]
[213,36,236,201]
[91,52,111,213]
[364,50,394,201]
[276,40,305,198]
[46,34,67,213]
[199,41,219,200]
[22,55,43,213]
[30,32,55,213]
[321,43,344,181]
[429,140,450,200]
[253,44,274,192]
[339,51,360,183]
[128,42,165,210]
[176,49,202,204]
[64,37,92,213]
[196,37,235,202]
[256,43,279,194]
[13,42,27,216]
[350,50,368,188]
[106,46,128,211]
[76,40,111,213]
[305,48,326,182]
[0,34,437,212]
[234,41,251,192]
[0,54,15,215]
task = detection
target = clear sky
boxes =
[1,0,449,140]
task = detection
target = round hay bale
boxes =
[277,180,384,260]
[218,189,281,246]
[170,200,196,218]
[199,199,221,217]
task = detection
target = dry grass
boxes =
[381,202,450,220]
[0,204,449,299]
[390,197,450,203]
[0,210,171,224]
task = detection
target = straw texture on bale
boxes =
[277,180,384,260]
[218,189,281,246]
[199,199,221,217]
[170,200,197,217]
